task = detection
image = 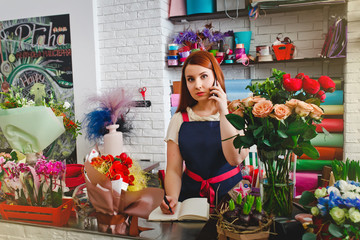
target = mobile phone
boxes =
[212,79,217,96]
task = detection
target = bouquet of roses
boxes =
[84,149,163,236]
[227,68,336,157]
[0,153,66,208]
[300,180,360,240]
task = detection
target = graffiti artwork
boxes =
[0,14,76,162]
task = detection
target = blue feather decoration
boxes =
[83,109,112,142]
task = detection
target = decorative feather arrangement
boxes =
[83,88,134,142]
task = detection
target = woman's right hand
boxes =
[160,195,178,214]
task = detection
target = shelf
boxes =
[167,56,345,68]
[168,1,345,23]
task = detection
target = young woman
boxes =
[161,51,249,214]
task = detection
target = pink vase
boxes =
[103,124,123,156]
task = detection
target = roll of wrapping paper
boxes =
[225,79,252,92]
[294,160,333,171]
[300,146,343,160]
[322,105,344,115]
[321,90,343,105]
[311,133,343,147]
[314,119,344,133]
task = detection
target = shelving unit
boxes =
[168,1,345,23]
[167,56,345,68]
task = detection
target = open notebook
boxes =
[148,197,209,221]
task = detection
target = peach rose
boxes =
[252,100,273,118]
[295,101,313,117]
[228,100,244,117]
[270,104,292,120]
[252,96,267,104]
[285,99,300,110]
[309,104,324,120]
[241,96,266,107]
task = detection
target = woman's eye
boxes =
[187,78,193,82]
[201,74,208,79]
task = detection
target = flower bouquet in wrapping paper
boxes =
[84,149,164,236]
[0,84,81,161]
[300,180,360,240]
[226,69,336,217]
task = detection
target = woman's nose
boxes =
[194,79,202,89]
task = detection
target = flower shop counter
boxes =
[0,215,207,240]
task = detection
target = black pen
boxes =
[163,195,173,214]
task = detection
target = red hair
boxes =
[176,51,225,113]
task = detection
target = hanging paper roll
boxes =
[322,105,344,115]
[293,172,319,196]
[0,106,65,154]
[321,90,343,105]
[295,159,333,171]
[315,119,344,133]
[300,146,343,160]
[311,133,344,147]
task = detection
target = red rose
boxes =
[283,73,291,80]
[283,78,302,91]
[295,73,307,80]
[302,77,320,94]
[119,153,128,161]
[318,76,335,93]
[316,90,326,102]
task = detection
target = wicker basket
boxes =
[215,204,273,240]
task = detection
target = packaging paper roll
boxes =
[227,92,252,101]
[321,90,343,105]
[311,133,343,147]
[171,94,180,107]
[300,146,343,160]
[315,119,344,133]
[225,79,252,93]
[322,105,344,115]
[293,172,319,196]
[295,160,333,171]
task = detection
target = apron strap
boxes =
[182,112,189,122]
[184,167,240,207]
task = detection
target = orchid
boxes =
[0,154,66,208]
[300,180,360,240]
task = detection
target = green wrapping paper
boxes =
[0,106,65,153]
[311,133,344,147]
[294,160,333,171]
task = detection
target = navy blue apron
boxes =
[178,112,242,206]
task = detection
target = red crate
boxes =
[0,199,73,227]
[273,44,295,61]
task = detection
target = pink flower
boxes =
[316,90,326,103]
[295,101,313,117]
[309,104,324,120]
[270,104,292,120]
[252,100,273,118]
[285,99,300,110]
[228,100,244,117]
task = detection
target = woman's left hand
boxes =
[209,81,228,115]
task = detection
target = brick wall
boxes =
[97,0,358,167]
[344,0,360,160]
[97,0,173,166]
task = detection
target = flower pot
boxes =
[258,149,294,217]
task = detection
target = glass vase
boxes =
[258,149,294,217]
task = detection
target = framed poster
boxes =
[0,0,99,163]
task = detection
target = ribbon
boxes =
[185,167,240,207]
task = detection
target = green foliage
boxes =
[228,199,235,211]
[255,196,262,213]
[236,193,242,205]
[332,158,360,182]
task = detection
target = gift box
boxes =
[273,44,295,61]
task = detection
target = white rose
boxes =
[339,180,356,192]
[314,187,327,198]
[349,207,360,223]
[63,101,71,109]
[311,206,320,216]
[327,186,341,196]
